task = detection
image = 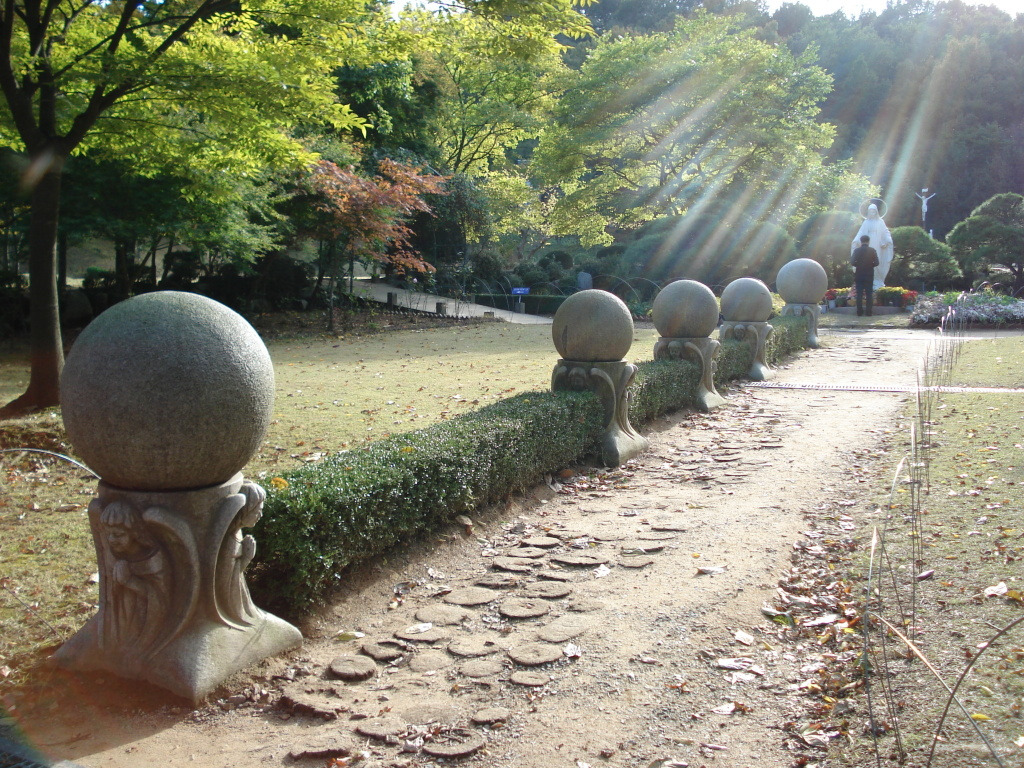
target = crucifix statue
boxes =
[915,188,936,224]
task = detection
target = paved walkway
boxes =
[348,279,553,325]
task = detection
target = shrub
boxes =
[252,391,604,614]
[251,315,811,614]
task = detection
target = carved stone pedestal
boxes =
[653,337,726,412]
[780,303,821,348]
[552,359,649,467]
[55,474,302,701]
[719,321,774,381]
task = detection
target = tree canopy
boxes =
[532,13,856,245]
[947,192,1024,293]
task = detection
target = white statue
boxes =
[915,188,936,223]
[851,201,894,290]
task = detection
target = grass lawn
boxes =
[842,334,1024,766]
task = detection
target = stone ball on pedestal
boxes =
[776,258,828,305]
[61,291,275,491]
[652,280,719,339]
[552,289,634,362]
[720,278,773,322]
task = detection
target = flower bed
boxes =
[910,290,1024,326]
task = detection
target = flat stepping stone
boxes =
[400,700,462,725]
[523,582,572,599]
[355,717,404,741]
[422,730,486,758]
[536,570,573,582]
[552,529,588,540]
[522,536,560,548]
[408,650,453,673]
[448,636,501,657]
[444,587,500,606]
[504,547,547,559]
[474,573,520,589]
[510,670,550,686]
[550,554,609,567]
[618,556,655,569]
[460,658,504,678]
[394,626,450,643]
[508,642,562,666]
[328,655,376,681]
[499,598,551,619]
[537,616,589,643]
[361,641,404,663]
[491,557,534,573]
[590,532,624,542]
[567,598,606,613]
[416,605,472,625]
[472,707,510,725]
[638,532,677,541]
[651,522,688,532]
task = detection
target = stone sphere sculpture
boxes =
[776,258,828,305]
[652,280,719,339]
[720,278,773,322]
[61,291,275,491]
[552,289,634,362]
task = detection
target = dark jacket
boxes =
[851,245,879,281]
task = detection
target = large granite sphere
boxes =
[776,258,828,305]
[552,289,633,362]
[61,292,275,491]
[652,280,719,339]
[720,278,773,322]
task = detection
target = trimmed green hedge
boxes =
[252,391,604,614]
[251,314,811,614]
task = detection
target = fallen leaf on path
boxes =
[334,630,365,642]
[696,565,726,575]
[984,582,1008,598]
[715,657,755,670]
[734,630,755,646]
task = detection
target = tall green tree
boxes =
[532,13,846,246]
[0,0,381,414]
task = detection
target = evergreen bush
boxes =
[252,391,604,614]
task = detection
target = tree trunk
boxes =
[1,157,66,416]
[114,238,134,300]
[57,229,68,294]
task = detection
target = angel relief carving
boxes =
[94,499,197,666]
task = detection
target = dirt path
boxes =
[17,327,939,768]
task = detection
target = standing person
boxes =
[851,235,879,316]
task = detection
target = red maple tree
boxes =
[308,158,448,283]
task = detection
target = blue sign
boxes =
[511,287,530,295]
